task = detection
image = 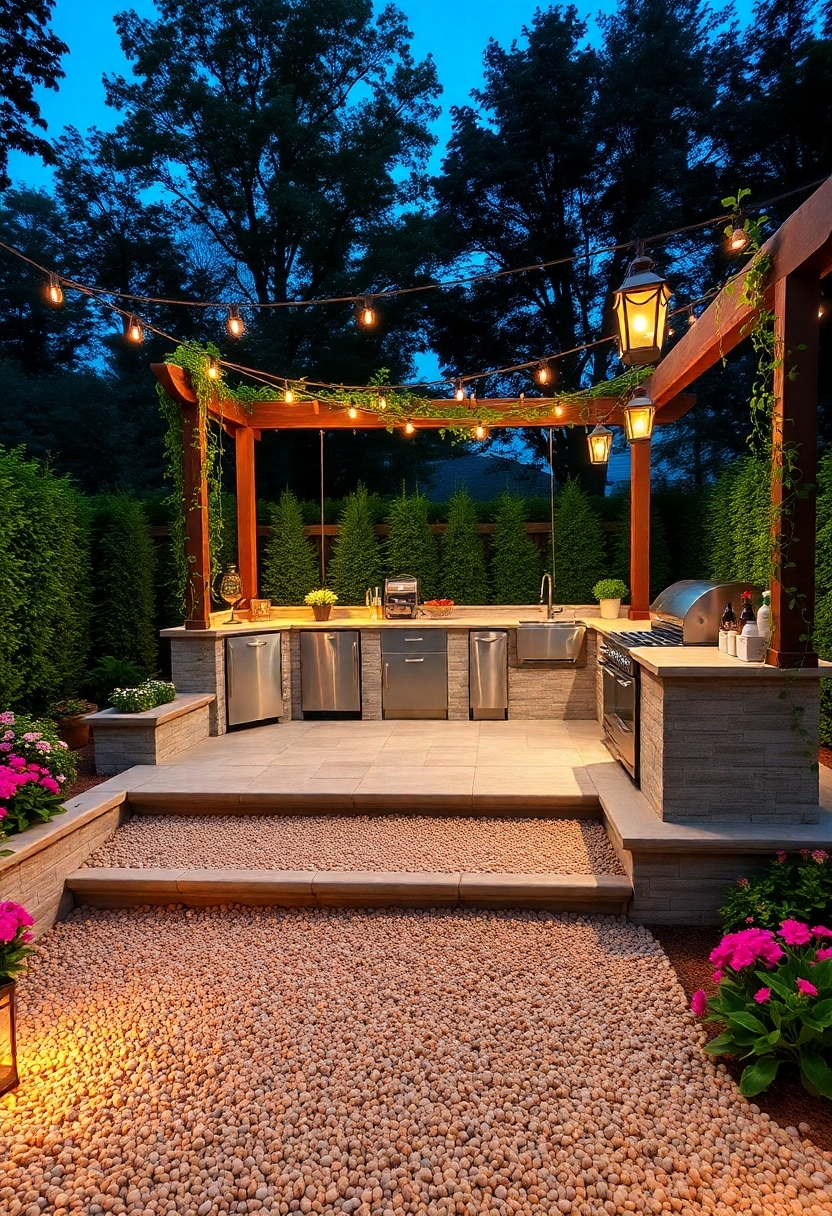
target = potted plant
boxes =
[49,698,98,751]
[0,901,35,1096]
[592,578,629,620]
[304,588,338,621]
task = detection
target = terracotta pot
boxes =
[0,978,18,1096]
[56,703,98,751]
[312,604,332,621]
[599,597,622,620]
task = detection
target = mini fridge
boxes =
[300,630,361,715]
[225,633,283,727]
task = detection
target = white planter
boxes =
[599,598,621,620]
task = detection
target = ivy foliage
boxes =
[490,492,542,605]
[328,484,383,606]
[87,494,157,675]
[261,489,319,605]
[440,488,490,605]
[552,479,606,604]
[0,446,90,709]
[385,488,439,600]
[814,452,832,744]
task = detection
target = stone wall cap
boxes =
[0,788,127,876]
[85,693,215,728]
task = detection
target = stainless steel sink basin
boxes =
[516,621,587,663]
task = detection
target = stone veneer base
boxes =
[86,694,216,775]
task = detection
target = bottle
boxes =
[721,602,737,631]
[739,591,755,631]
[756,589,772,642]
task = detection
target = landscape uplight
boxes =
[612,249,671,366]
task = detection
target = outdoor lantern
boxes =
[46,273,63,306]
[612,249,671,366]
[728,227,749,253]
[587,423,613,465]
[454,380,464,402]
[404,420,415,434]
[227,305,245,338]
[284,386,294,403]
[0,980,18,1098]
[623,391,655,443]
[126,315,144,344]
[357,296,376,328]
[535,360,551,386]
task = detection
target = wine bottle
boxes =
[721,601,737,631]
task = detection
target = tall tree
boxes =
[0,0,68,189]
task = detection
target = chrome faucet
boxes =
[540,573,562,619]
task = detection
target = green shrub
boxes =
[707,455,772,584]
[552,480,605,604]
[86,656,146,706]
[328,484,383,605]
[593,578,628,601]
[262,489,319,605]
[815,453,832,744]
[719,850,832,931]
[385,488,439,601]
[0,447,90,709]
[610,499,671,601]
[88,494,157,675]
[109,680,176,714]
[440,489,489,604]
[490,492,541,604]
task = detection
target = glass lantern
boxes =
[623,391,656,443]
[612,252,671,366]
[587,423,613,465]
[219,563,244,623]
[0,980,18,1097]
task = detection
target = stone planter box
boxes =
[86,693,215,776]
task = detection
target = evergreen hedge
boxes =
[261,489,319,605]
[707,455,772,584]
[87,494,157,675]
[490,492,541,604]
[552,480,605,604]
[815,453,832,744]
[385,489,439,600]
[328,484,383,604]
[440,488,490,604]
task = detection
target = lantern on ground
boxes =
[587,423,613,465]
[612,248,671,366]
[623,391,655,443]
[0,979,18,1097]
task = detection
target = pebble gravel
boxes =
[82,816,623,875]
[5,904,832,1216]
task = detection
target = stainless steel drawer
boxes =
[382,651,448,719]
[381,629,447,654]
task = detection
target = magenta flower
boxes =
[780,920,812,947]
[774,850,787,864]
[817,947,832,961]
[710,928,785,972]
[41,777,60,794]
[800,849,811,860]
[813,850,829,864]
[0,914,19,943]
[34,741,51,753]
[812,925,832,938]
[737,876,749,887]
[745,916,754,924]
[690,989,708,1017]
[712,970,723,984]
[754,987,771,1003]
[0,902,34,927]
[797,979,818,997]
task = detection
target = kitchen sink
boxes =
[516,621,587,663]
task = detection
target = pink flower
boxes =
[21,932,33,943]
[817,947,832,961]
[737,877,749,887]
[21,732,40,742]
[0,713,14,726]
[712,970,723,984]
[690,989,708,1017]
[0,914,19,943]
[57,774,65,784]
[754,987,771,1003]
[34,741,51,753]
[57,740,68,749]
[797,979,818,997]
[780,920,812,947]
[710,928,785,972]
[745,916,755,923]
[812,926,832,938]
[813,850,829,864]
[775,850,787,864]
[41,777,60,794]
[0,902,34,927]
[7,755,26,770]
[800,849,811,860]
[2,731,13,741]
[0,744,11,753]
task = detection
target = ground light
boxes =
[623,390,656,442]
[587,422,613,464]
[0,980,18,1097]
[612,248,671,366]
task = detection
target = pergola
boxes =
[152,175,832,668]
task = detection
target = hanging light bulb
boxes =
[454,380,464,402]
[46,273,63,306]
[623,390,655,443]
[126,315,144,344]
[377,393,387,411]
[819,302,827,320]
[207,357,220,380]
[612,246,671,366]
[404,420,415,435]
[284,385,294,403]
[357,296,376,328]
[728,227,749,253]
[474,423,489,441]
[348,406,358,419]
[554,405,564,418]
[535,360,551,386]
[688,309,697,327]
[587,423,613,465]
[227,305,245,338]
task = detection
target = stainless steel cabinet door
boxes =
[382,652,448,719]
[300,631,361,712]
[226,634,283,726]
[469,631,508,711]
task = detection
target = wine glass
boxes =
[219,564,244,623]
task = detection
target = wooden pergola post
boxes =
[181,393,212,630]
[235,424,259,605]
[629,440,652,619]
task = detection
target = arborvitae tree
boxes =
[328,483,383,605]
[551,479,606,604]
[385,488,439,600]
[88,494,157,674]
[262,488,319,605]
[611,500,672,602]
[490,492,542,604]
[440,488,490,604]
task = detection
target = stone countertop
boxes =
[628,647,832,678]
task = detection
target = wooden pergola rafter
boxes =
[152,175,832,665]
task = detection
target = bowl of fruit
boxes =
[423,598,455,618]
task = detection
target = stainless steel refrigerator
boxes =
[225,633,283,727]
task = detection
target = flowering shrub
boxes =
[0,711,76,785]
[109,680,176,714]
[0,754,66,838]
[691,920,832,1098]
[0,902,35,982]
[719,849,832,931]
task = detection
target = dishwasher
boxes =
[225,633,283,727]
[381,630,447,719]
[469,630,508,720]
[300,630,361,715]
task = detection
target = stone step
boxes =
[126,789,602,817]
[66,868,632,914]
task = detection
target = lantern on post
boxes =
[612,246,671,366]
[587,423,613,465]
[623,390,655,443]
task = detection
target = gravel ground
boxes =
[4,905,832,1216]
[82,816,624,875]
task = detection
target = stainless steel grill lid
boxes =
[650,579,761,644]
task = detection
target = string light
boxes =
[474,423,488,440]
[819,302,827,320]
[728,228,749,253]
[347,406,358,419]
[554,405,564,418]
[126,315,144,344]
[207,358,220,380]
[46,273,63,306]
[404,421,415,434]
[284,385,294,403]
[227,305,245,338]
[377,393,387,411]
[357,296,376,328]
[535,361,551,386]
[454,381,464,402]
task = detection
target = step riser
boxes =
[71,892,630,914]
[127,792,602,819]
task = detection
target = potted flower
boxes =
[49,698,98,751]
[592,578,629,620]
[0,901,35,1096]
[304,588,338,621]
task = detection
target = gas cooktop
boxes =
[607,624,685,648]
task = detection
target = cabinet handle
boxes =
[384,662,389,689]
[353,641,359,682]
[404,657,425,663]
[404,636,424,642]
[246,640,267,647]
